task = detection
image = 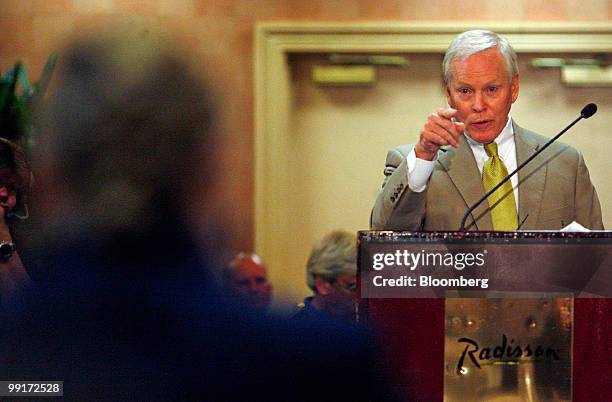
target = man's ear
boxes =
[314,276,332,296]
[445,84,454,108]
[511,74,519,103]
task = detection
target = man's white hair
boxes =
[442,29,518,84]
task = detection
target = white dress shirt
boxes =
[406,117,519,212]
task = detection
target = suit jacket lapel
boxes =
[438,135,493,231]
[514,122,546,229]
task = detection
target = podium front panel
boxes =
[358,231,611,401]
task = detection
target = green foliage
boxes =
[0,53,57,154]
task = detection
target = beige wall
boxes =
[1,0,610,253]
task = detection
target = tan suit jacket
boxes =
[371,122,603,231]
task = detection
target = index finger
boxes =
[436,107,458,120]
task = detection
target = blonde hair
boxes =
[306,230,356,292]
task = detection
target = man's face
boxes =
[445,48,519,144]
[228,258,272,312]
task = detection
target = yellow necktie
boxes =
[483,142,518,230]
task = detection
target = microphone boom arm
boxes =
[459,114,584,231]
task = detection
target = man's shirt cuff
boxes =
[406,147,437,193]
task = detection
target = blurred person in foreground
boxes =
[223,252,272,313]
[0,138,32,309]
[0,30,391,401]
[293,230,358,324]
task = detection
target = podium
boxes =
[357,231,611,401]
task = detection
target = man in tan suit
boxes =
[371,29,603,231]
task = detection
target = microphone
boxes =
[581,103,597,118]
[459,103,598,231]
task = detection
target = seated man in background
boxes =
[223,252,272,313]
[293,230,358,324]
[0,138,31,309]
